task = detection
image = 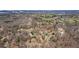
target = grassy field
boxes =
[0,14,79,48]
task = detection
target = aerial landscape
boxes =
[0,10,79,48]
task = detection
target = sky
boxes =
[0,0,79,10]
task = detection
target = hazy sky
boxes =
[0,0,79,10]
